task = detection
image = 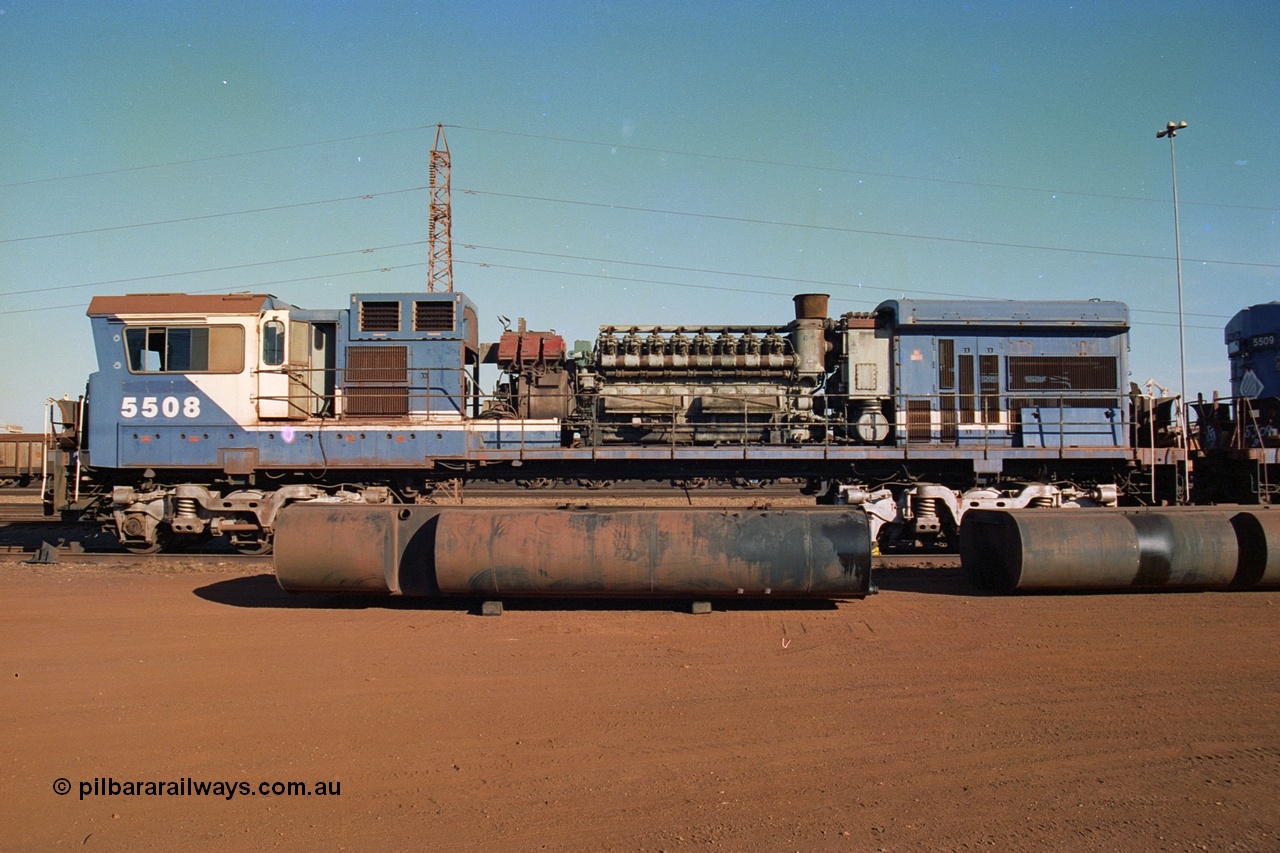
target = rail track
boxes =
[0,520,264,559]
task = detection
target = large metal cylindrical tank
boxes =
[1230,509,1280,588]
[960,508,1239,593]
[274,504,872,599]
[433,507,870,597]
[274,504,443,594]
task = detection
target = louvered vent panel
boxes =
[414,301,455,332]
[937,339,955,390]
[906,400,933,444]
[359,301,401,332]
[940,395,957,443]
[959,354,976,424]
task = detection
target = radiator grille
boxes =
[1007,356,1118,392]
[344,387,409,417]
[346,346,407,384]
[344,345,409,417]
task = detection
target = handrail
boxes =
[251,363,1157,456]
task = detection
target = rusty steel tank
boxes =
[274,504,874,600]
[1229,508,1280,588]
[960,506,1280,593]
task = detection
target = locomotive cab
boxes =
[79,290,508,553]
[85,293,294,470]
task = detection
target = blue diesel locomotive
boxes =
[1226,301,1280,425]
[45,287,1176,554]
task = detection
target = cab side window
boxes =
[262,321,285,366]
[124,325,245,373]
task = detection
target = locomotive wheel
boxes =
[517,478,555,490]
[234,536,273,556]
[732,478,775,490]
[123,540,163,555]
[121,528,175,555]
[673,478,709,490]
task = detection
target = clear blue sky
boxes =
[2,0,1276,430]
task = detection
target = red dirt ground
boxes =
[3,554,1278,851]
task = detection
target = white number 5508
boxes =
[120,396,201,419]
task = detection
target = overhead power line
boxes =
[461,188,1280,270]
[458,243,1237,322]
[0,242,428,299]
[0,233,1239,325]
[0,124,435,189]
[0,187,429,245]
[0,244,1237,334]
[453,257,1230,334]
[447,124,1279,214]
[0,261,427,317]
[10,175,1272,272]
[4,120,1271,214]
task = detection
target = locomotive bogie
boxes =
[840,481,1120,550]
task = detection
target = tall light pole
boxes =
[1156,120,1189,413]
[1157,119,1189,503]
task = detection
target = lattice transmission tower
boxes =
[427,124,453,292]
